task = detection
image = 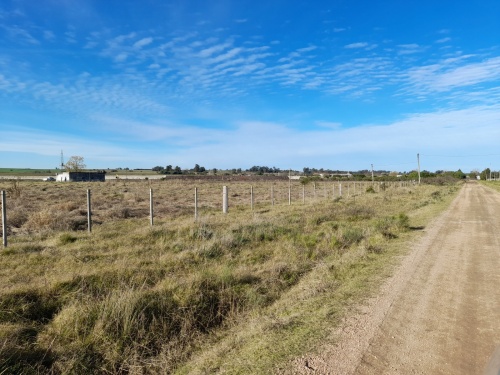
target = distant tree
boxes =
[453,169,466,179]
[469,170,480,179]
[192,164,206,173]
[173,166,182,174]
[65,156,86,172]
[152,166,164,173]
[480,168,491,180]
[165,165,173,174]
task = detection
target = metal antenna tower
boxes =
[60,150,65,169]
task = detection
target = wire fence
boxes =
[0,178,415,247]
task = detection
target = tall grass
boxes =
[0,179,461,373]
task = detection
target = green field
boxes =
[0,168,59,176]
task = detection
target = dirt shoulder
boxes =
[283,182,500,374]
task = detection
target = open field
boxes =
[0,178,460,374]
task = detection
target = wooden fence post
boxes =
[1,191,6,248]
[288,182,291,206]
[149,188,154,226]
[302,184,305,204]
[271,185,274,206]
[223,186,228,214]
[251,186,254,210]
[194,187,198,221]
[87,189,92,233]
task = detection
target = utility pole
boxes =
[417,153,421,185]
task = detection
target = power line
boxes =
[421,153,500,158]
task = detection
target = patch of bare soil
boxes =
[282,182,500,374]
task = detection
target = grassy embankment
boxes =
[481,180,500,192]
[0,179,461,374]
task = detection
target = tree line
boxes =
[150,164,497,180]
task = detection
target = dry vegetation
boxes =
[0,178,461,374]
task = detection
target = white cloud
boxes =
[397,43,425,55]
[345,42,368,49]
[133,37,153,49]
[2,25,39,44]
[407,56,500,93]
[2,104,500,171]
[199,41,232,57]
[436,37,451,43]
[297,46,317,53]
[115,53,128,62]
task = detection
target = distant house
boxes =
[56,171,106,182]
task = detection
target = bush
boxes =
[337,227,364,249]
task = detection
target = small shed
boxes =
[56,171,106,182]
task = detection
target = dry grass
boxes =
[0,178,461,374]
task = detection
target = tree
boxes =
[453,169,466,179]
[65,156,86,172]
[469,170,480,179]
[480,168,491,180]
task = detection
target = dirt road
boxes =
[284,182,500,374]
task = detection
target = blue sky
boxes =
[1,0,499,172]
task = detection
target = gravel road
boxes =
[283,182,500,374]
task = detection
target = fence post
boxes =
[87,189,92,233]
[313,182,316,199]
[150,188,154,226]
[1,191,6,248]
[251,186,254,210]
[271,185,274,206]
[302,184,305,204]
[288,182,291,206]
[339,183,342,197]
[332,184,335,198]
[194,187,198,221]
[223,186,228,214]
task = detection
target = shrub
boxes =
[59,233,77,245]
[337,226,364,249]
